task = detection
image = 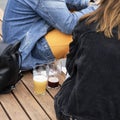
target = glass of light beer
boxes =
[33,75,48,95]
[33,65,48,95]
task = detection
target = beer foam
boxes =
[49,77,59,82]
[40,71,47,76]
[33,75,47,82]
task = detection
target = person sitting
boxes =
[54,0,120,119]
[2,0,98,73]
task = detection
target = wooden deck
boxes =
[0,71,65,120]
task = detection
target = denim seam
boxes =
[35,0,41,10]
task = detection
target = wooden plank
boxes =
[59,72,66,85]
[22,72,57,120]
[0,91,29,120]
[13,80,50,120]
[47,87,60,98]
[0,104,9,120]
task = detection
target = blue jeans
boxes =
[2,0,97,70]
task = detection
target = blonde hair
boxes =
[81,0,120,39]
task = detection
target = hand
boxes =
[95,0,100,4]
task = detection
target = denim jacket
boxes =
[2,0,97,70]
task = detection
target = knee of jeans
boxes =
[60,27,72,34]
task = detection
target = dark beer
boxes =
[48,76,59,88]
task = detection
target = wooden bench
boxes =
[0,71,65,120]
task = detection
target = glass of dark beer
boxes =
[48,61,61,88]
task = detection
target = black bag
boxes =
[0,41,23,94]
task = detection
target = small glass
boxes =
[33,65,48,95]
[48,61,61,88]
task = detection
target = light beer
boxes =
[33,75,47,95]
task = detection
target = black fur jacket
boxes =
[54,20,120,120]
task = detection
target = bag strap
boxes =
[0,86,16,94]
[10,51,23,84]
[0,42,12,55]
